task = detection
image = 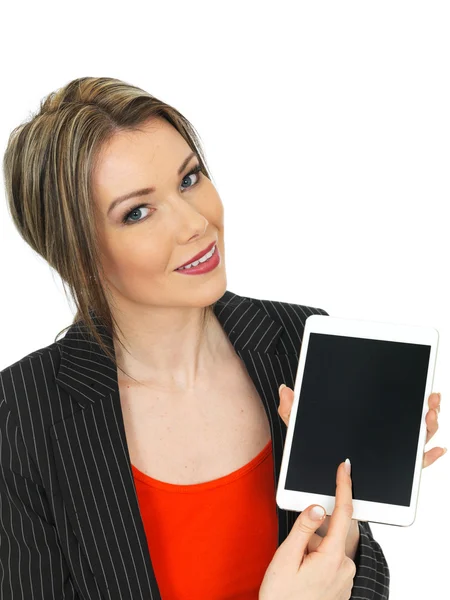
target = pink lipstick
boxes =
[175,243,220,275]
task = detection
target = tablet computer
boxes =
[276,315,439,527]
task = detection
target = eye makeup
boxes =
[120,164,203,225]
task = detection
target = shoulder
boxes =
[216,289,328,318]
[248,293,328,321]
[228,290,329,354]
[0,340,62,421]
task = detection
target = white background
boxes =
[1,1,448,598]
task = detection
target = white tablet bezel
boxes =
[275,314,439,527]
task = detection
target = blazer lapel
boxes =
[52,290,298,600]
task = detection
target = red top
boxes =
[131,438,278,599]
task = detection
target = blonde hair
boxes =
[3,76,217,384]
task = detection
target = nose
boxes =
[168,196,208,241]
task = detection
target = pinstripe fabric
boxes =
[0,289,390,599]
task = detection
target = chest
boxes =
[119,356,272,485]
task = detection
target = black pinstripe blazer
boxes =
[0,290,390,599]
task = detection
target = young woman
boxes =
[1,76,443,599]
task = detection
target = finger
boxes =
[307,532,323,554]
[317,460,354,557]
[423,446,448,468]
[428,392,441,413]
[278,384,294,426]
[278,505,327,567]
[425,408,439,444]
[315,515,331,538]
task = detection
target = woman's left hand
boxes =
[277,384,446,558]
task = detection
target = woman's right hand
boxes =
[259,459,357,600]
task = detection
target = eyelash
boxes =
[121,164,203,225]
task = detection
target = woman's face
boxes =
[92,117,227,314]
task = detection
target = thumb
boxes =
[275,505,327,565]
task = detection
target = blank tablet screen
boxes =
[285,333,431,506]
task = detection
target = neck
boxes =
[113,308,229,392]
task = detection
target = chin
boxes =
[187,275,227,308]
[201,276,227,307]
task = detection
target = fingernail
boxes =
[442,447,448,456]
[310,505,326,520]
[345,458,351,475]
[434,408,439,420]
[279,383,286,394]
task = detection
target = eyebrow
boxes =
[107,151,198,216]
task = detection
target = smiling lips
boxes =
[175,240,217,270]
[175,243,220,274]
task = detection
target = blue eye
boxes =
[180,164,202,190]
[121,164,203,225]
[121,205,152,225]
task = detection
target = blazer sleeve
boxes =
[318,308,390,598]
[351,520,390,599]
[0,396,81,599]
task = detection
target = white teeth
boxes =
[178,244,216,270]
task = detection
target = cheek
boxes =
[102,233,169,290]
